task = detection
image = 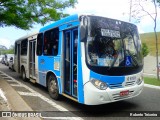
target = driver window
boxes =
[124,35,137,55]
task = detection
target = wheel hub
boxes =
[50,80,57,93]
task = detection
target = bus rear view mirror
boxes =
[80,26,87,42]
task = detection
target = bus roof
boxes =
[15,31,38,42]
[39,14,136,33]
[39,14,79,32]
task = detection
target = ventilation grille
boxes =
[108,83,123,89]
[124,80,136,87]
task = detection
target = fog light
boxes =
[100,95,105,101]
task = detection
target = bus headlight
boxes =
[91,78,108,90]
[136,75,143,85]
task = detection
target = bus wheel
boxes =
[48,75,60,100]
[21,68,27,81]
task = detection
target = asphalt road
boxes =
[0,63,160,120]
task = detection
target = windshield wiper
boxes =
[108,50,119,70]
[108,55,119,70]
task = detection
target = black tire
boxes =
[12,65,15,71]
[21,68,27,81]
[48,75,60,100]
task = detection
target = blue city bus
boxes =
[14,14,144,105]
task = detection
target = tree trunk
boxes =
[153,0,159,80]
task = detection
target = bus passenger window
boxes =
[37,33,43,56]
[21,39,28,55]
[52,38,58,55]
[43,28,59,56]
[15,43,17,55]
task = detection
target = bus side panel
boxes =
[77,35,85,104]
[14,43,21,74]
[21,55,28,78]
[35,52,39,83]
[14,54,18,73]
[53,56,61,94]
[38,56,61,87]
[25,40,30,79]
[58,31,63,94]
[38,56,48,86]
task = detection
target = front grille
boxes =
[109,83,123,89]
[108,78,137,89]
[124,80,136,87]
[112,91,134,100]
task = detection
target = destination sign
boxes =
[101,29,120,38]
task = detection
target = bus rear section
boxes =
[14,33,38,82]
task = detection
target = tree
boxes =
[3,49,14,54]
[0,45,7,55]
[129,0,160,79]
[2,45,14,54]
[0,0,77,30]
[142,43,149,57]
[0,45,7,50]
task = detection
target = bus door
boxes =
[64,28,78,98]
[17,43,21,73]
[29,40,36,78]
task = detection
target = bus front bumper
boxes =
[83,81,144,105]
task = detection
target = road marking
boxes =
[0,88,7,101]
[143,73,156,77]
[144,84,160,90]
[0,71,84,120]
[10,84,23,87]
[2,77,11,79]
[6,80,20,85]
[6,79,13,81]
[18,91,39,97]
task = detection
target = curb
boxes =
[143,73,157,77]
[0,76,42,120]
[144,84,160,90]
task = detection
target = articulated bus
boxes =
[14,14,144,105]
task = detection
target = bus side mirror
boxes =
[80,26,87,42]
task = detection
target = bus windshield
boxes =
[82,16,143,75]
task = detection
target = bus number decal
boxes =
[54,62,60,71]
[40,59,45,64]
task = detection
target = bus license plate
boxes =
[120,90,129,96]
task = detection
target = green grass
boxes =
[140,32,160,56]
[144,77,160,86]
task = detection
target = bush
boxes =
[142,43,149,57]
